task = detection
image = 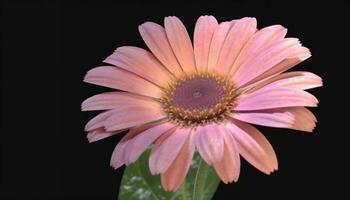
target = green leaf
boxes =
[118,149,220,200]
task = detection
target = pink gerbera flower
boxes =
[82,16,322,191]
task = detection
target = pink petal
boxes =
[149,128,175,174]
[243,46,311,86]
[139,22,183,76]
[84,101,162,131]
[103,46,173,86]
[87,127,125,143]
[84,66,163,99]
[123,123,175,165]
[110,122,167,169]
[213,128,240,183]
[226,120,278,174]
[149,128,190,174]
[233,107,317,132]
[104,105,165,131]
[82,92,161,111]
[194,124,224,165]
[193,15,218,72]
[262,71,322,90]
[243,71,323,94]
[207,21,234,72]
[233,38,301,87]
[160,131,195,192]
[235,88,318,111]
[85,110,115,131]
[216,17,257,75]
[230,25,287,76]
[164,16,196,73]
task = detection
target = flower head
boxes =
[82,16,322,191]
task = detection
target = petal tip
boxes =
[110,160,123,170]
[87,135,96,143]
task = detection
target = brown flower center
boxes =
[160,72,237,128]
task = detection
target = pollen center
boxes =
[160,72,237,128]
[172,77,227,110]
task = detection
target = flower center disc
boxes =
[160,73,236,127]
[172,77,226,110]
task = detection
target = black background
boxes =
[1,0,349,199]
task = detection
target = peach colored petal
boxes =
[233,38,301,87]
[123,123,175,165]
[230,25,287,76]
[139,22,183,76]
[161,131,195,192]
[84,66,163,99]
[84,96,162,132]
[213,128,240,183]
[226,120,278,174]
[164,16,196,73]
[242,71,323,94]
[87,127,125,143]
[110,122,170,169]
[194,124,224,165]
[82,91,160,111]
[149,127,176,174]
[235,88,318,111]
[194,15,218,72]
[103,46,173,86]
[216,17,257,75]
[233,107,317,132]
[261,72,322,90]
[233,111,294,129]
[85,110,115,131]
[243,46,311,86]
[207,21,234,72]
[149,128,190,174]
[104,105,165,131]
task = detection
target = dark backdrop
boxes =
[1,0,349,199]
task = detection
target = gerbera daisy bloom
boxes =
[82,16,322,191]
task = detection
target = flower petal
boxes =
[235,88,318,111]
[216,17,257,75]
[82,91,160,111]
[160,131,195,192]
[226,120,278,174]
[194,15,218,72]
[85,110,115,131]
[84,66,163,99]
[230,25,287,76]
[194,124,224,165]
[233,38,301,87]
[123,123,175,165]
[207,21,234,72]
[149,128,190,174]
[103,46,173,86]
[233,107,317,132]
[104,105,165,131]
[110,122,169,169]
[164,16,196,73]
[84,98,163,131]
[149,128,175,174]
[243,71,323,94]
[213,129,240,183]
[139,22,183,76]
[87,127,125,143]
[247,46,311,85]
